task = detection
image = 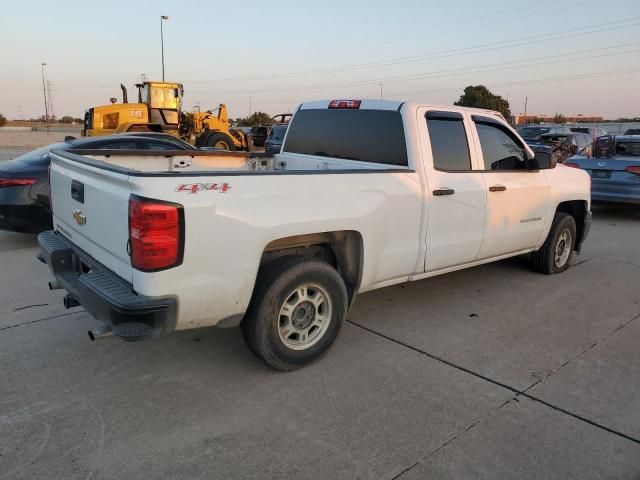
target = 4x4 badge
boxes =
[176,183,231,194]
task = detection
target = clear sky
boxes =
[1,0,638,120]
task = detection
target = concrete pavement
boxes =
[0,205,639,479]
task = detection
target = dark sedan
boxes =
[0,134,195,234]
[265,124,288,155]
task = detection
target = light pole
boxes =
[160,16,169,81]
[379,83,383,100]
[41,62,49,124]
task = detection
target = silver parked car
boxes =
[569,126,608,139]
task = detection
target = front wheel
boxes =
[241,256,348,371]
[531,212,577,274]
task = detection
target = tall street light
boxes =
[41,62,49,124]
[160,16,169,81]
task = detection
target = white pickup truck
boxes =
[39,99,591,370]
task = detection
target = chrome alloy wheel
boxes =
[277,283,332,351]
[554,230,572,268]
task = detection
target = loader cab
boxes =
[136,81,183,131]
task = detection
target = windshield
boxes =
[518,126,551,139]
[11,143,66,164]
[149,86,181,109]
[269,125,287,141]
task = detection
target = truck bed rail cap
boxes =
[299,99,404,111]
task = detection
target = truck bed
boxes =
[52,149,406,175]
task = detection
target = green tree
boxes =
[60,116,74,124]
[238,111,272,127]
[454,85,511,119]
[0,113,6,127]
[552,113,567,124]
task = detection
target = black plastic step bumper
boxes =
[38,230,177,341]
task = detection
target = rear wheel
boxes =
[203,132,236,151]
[531,212,576,274]
[241,256,347,371]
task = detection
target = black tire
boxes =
[531,212,577,274]
[203,132,236,151]
[241,256,348,371]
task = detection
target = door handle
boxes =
[433,188,455,196]
[489,185,507,192]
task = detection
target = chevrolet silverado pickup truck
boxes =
[39,99,592,371]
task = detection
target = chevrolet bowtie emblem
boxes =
[72,209,87,226]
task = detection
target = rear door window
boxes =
[426,114,471,171]
[283,109,408,166]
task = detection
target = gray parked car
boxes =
[569,126,608,139]
[517,124,573,141]
[565,135,640,205]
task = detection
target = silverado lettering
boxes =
[176,182,231,194]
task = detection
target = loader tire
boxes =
[203,132,236,151]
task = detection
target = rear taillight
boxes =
[564,162,580,169]
[129,195,184,272]
[0,178,37,188]
[625,165,640,176]
[328,100,361,109]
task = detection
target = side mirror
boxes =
[526,156,540,171]
[533,151,556,169]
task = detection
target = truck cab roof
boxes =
[297,99,504,120]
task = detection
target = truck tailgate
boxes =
[49,152,133,283]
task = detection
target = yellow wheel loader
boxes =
[82,81,249,151]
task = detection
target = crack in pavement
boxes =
[13,303,49,312]
[390,397,514,480]
[586,255,640,270]
[523,311,640,391]
[345,318,640,480]
[0,245,38,253]
[0,310,83,332]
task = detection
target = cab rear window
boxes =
[283,109,408,166]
